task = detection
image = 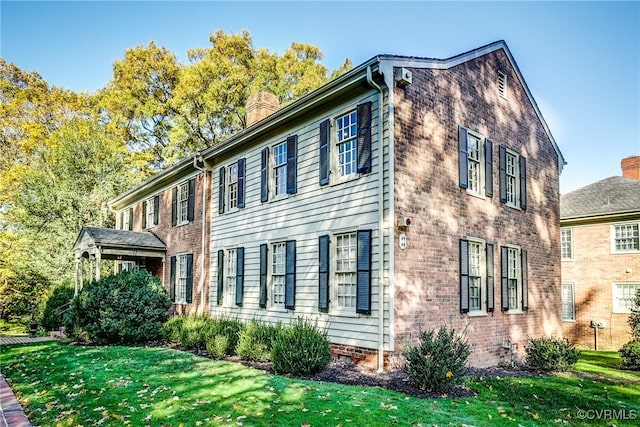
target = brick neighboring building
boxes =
[560,156,640,350]
[76,40,565,368]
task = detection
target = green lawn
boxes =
[1,342,638,426]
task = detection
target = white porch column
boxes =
[95,250,102,281]
[74,257,79,296]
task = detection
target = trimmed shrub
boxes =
[63,270,171,344]
[179,315,210,350]
[39,283,75,331]
[162,315,186,343]
[402,325,470,394]
[205,317,243,357]
[237,319,280,361]
[524,336,580,371]
[271,317,332,376]
[206,335,231,359]
[619,341,640,370]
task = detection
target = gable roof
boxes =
[560,176,640,220]
[73,227,166,252]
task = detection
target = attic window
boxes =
[498,71,508,99]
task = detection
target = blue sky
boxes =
[1,1,638,194]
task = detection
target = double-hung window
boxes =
[228,163,239,210]
[261,136,297,202]
[225,248,237,306]
[562,283,575,321]
[121,207,132,231]
[170,253,193,304]
[335,232,358,309]
[171,178,195,226]
[336,111,358,178]
[218,159,246,213]
[216,247,244,307]
[460,238,494,314]
[612,222,639,253]
[458,126,493,197]
[613,283,640,313]
[500,245,528,312]
[258,241,296,310]
[143,195,159,229]
[271,242,286,307]
[561,228,573,260]
[499,145,527,209]
[273,142,287,196]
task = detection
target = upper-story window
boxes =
[612,222,639,253]
[561,228,573,260]
[499,145,527,210]
[171,178,194,226]
[142,195,159,229]
[260,136,297,202]
[218,159,245,213]
[121,207,132,231]
[273,142,287,196]
[458,126,493,198]
[318,102,372,186]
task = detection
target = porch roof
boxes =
[73,227,166,260]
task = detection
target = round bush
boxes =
[619,340,640,370]
[271,318,331,376]
[64,270,171,344]
[524,336,580,371]
[237,319,280,361]
[401,325,470,394]
[39,283,75,331]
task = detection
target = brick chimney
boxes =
[245,91,279,128]
[621,155,640,180]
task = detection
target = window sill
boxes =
[466,190,486,200]
[268,306,288,313]
[504,202,523,211]
[562,319,576,323]
[175,221,190,227]
[270,193,290,203]
[330,172,361,187]
[561,258,574,262]
[467,311,488,317]
[611,250,640,255]
[504,309,524,315]
[329,309,360,318]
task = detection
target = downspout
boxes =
[367,65,386,371]
[193,154,210,315]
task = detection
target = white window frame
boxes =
[334,109,358,181]
[467,238,488,315]
[145,196,156,229]
[175,254,188,304]
[505,149,521,208]
[466,130,485,198]
[613,283,640,314]
[227,162,239,211]
[562,283,575,321]
[122,208,131,230]
[225,248,237,307]
[177,181,189,225]
[506,245,522,312]
[270,242,286,309]
[272,141,288,198]
[611,222,640,254]
[561,228,573,261]
[332,231,358,314]
[120,261,136,272]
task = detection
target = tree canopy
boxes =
[0,29,352,320]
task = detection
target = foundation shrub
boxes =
[271,317,331,375]
[524,336,580,371]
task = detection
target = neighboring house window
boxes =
[218,159,246,213]
[561,228,573,260]
[261,136,298,202]
[562,283,575,321]
[613,283,640,313]
[460,239,494,314]
[318,230,372,314]
[458,126,493,197]
[500,245,528,312]
[318,102,372,186]
[612,223,639,252]
[271,242,286,307]
[171,178,195,226]
[170,254,193,304]
[142,195,159,229]
[499,145,527,210]
[121,207,133,231]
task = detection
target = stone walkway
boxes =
[1,336,56,427]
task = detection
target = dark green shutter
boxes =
[237,158,246,208]
[485,139,493,197]
[499,145,507,203]
[217,250,224,305]
[319,119,330,185]
[185,254,193,304]
[500,246,509,311]
[519,156,527,210]
[286,135,298,194]
[128,207,133,230]
[170,256,176,302]
[187,178,195,221]
[259,244,268,308]
[458,126,468,189]
[357,101,372,174]
[153,194,159,225]
[459,239,470,313]
[142,201,147,229]
[235,247,244,306]
[285,240,296,310]
[356,230,372,315]
[521,250,528,310]
[218,167,225,214]
[261,147,269,202]
[486,243,495,312]
[318,235,330,312]
[171,187,178,226]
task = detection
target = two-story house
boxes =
[74,40,565,369]
[560,156,640,350]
